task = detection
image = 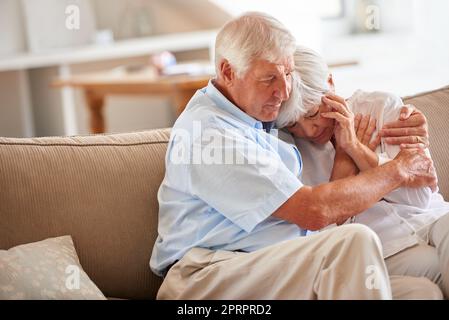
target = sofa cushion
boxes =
[403,85,449,200]
[0,235,106,300]
[0,129,170,299]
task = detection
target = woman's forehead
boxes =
[303,104,320,117]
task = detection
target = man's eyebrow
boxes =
[257,72,277,79]
[258,66,290,79]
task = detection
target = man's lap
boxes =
[157,224,391,299]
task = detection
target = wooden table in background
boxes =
[52,60,358,134]
[53,69,211,133]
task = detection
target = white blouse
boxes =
[279,90,449,258]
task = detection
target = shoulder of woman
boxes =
[348,90,402,111]
[348,89,400,101]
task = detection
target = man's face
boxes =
[229,58,293,122]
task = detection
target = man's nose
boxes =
[274,76,290,101]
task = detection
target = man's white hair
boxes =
[276,45,331,128]
[215,12,297,78]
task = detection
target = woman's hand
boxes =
[321,93,358,152]
[354,113,381,151]
[322,94,380,171]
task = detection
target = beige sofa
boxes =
[1,85,449,300]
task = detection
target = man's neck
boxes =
[213,79,275,132]
[213,78,240,111]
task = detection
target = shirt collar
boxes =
[262,121,276,133]
[205,80,263,129]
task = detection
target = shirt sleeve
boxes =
[378,92,432,209]
[188,126,303,233]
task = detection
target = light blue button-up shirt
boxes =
[150,80,305,276]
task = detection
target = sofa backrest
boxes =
[0,129,170,299]
[403,85,449,200]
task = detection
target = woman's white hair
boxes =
[215,12,296,78]
[275,71,306,128]
[276,45,331,128]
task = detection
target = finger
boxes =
[426,175,438,192]
[321,112,348,124]
[399,143,427,149]
[386,135,429,146]
[399,105,415,120]
[429,166,438,192]
[369,134,382,151]
[400,147,423,155]
[354,113,364,141]
[322,96,351,117]
[357,115,370,141]
[380,127,427,137]
[354,113,362,131]
[431,183,437,193]
[324,93,347,105]
[427,170,438,190]
[322,96,349,115]
[383,112,426,129]
[362,117,377,145]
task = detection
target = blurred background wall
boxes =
[0,0,448,137]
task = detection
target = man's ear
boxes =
[327,73,335,92]
[219,59,236,86]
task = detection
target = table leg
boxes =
[85,90,105,134]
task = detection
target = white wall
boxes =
[63,0,228,136]
[28,67,66,137]
[64,0,228,136]
[0,0,26,56]
[5,0,446,137]
[92,0,228,39]
[323,0,449,98]
[0,71,33,137]
[0,0,229,137]
[69,56,176,135]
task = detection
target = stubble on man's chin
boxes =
[260,109,279,122]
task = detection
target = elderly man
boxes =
[150,12,441,299]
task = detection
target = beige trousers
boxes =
[385,212,449,298]
[157,224,441,300]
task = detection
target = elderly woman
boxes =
[277,45,449,297]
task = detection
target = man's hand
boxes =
[394,148,437,191]
[380,105,429,149]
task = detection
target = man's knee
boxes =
[386,244,441,282]
[429,213,449,249]
[320,224,384,266]
[433,212,449,234]
[391,276,443,300]
[340,223,382,250]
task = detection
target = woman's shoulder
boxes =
[277,128,296,145]
[347,89,403,115]
[347,89,402,104]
